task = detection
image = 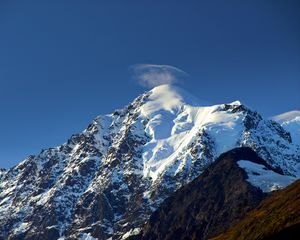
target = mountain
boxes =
[271,110,300,146]
[0,169,6,183]
[271,110,300,123]
[213,179,300,240]
[136,147,266,240]
[0,85,299,240]
[137,148,299,240]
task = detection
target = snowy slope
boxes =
[237,160,296,192]
[272,110,300,123]
[272,110,300,146]
[0,84,299,240]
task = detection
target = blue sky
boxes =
[0,0,299,168]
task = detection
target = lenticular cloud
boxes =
[130,64,188,88]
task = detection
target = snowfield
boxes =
[238,160,296,192]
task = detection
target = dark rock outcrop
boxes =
[139,147,268,240]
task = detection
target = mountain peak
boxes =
[141,84,210,116]
[229,100,242,106]
[271,110,300,123]
[272,110,300,145]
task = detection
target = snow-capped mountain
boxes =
[272,110,300,146]
[137,148,300,240]
[0,85,299,240]
[272,110,300,123]
[137,147,279,240]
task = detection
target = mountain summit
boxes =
[0,85,299,240]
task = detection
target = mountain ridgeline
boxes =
[0,85,299,240]
[136,147,300,240]
[136,147,285,240]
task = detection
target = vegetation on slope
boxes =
[212,179,300,240]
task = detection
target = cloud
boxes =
[130,64,188,88]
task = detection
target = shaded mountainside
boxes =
[138,147,272,240]
[212,179,300,240]
[0,85,299,240]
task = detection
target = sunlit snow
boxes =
[238,160,296,192]
[141,85,245,181]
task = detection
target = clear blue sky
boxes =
[0,0,299,168]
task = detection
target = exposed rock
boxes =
[139,147,267,240]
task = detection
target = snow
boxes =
[79,233,98,240]
[203,110,243,155]
[271,110,300,123]
[281,118,300,145]
[271,110,300,145]
[140,84,208,117]
[121,228,141,239]
[141,85,245,181]
[13,222,31,234]
[237,160,296,192]
[1,84,299,240]
[0,169,6,180]
[229,100,242,106]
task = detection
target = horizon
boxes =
[0,0,299,168]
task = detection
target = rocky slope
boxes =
[137,147,292,240]
[213,179,300,240]
[0,85,299,240]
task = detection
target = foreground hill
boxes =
[212,179,300,240]
[138,147,294,240]
[0,85,299,240]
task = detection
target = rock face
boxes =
[213,179,300,240]
[138,147,270,240]
[0,85,299,240]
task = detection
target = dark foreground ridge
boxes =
[137,147,269,240]
[213,179,300,240]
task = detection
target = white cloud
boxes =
[130,64,188,88]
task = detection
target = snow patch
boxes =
[237,160,296,192]
[13,222,31,234]
[79,233,98,240]
[121,228,141,239]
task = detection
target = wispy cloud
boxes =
[130,64,188,88]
